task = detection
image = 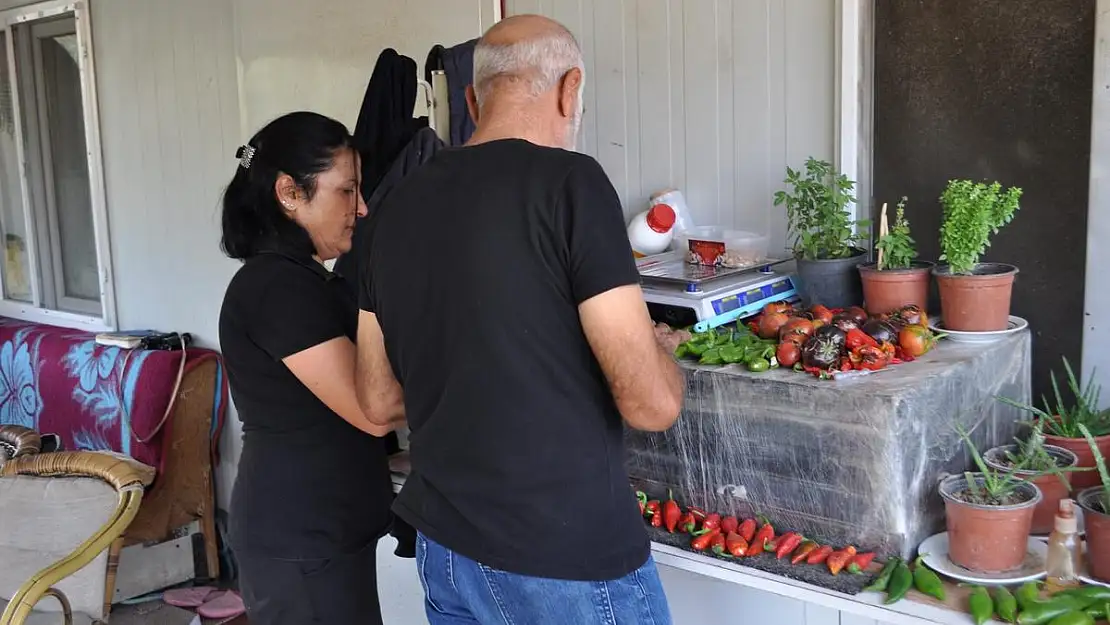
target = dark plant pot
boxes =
[933,263,1018,332]
[983,444,1078,535]
[1079,487,1110,582]
[858,261,934,316]
[938,473,1040,573]
[1042,424,1110,489]
[795,249,867,309]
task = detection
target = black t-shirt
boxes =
[362,139,647,581]
[219,247,393,558]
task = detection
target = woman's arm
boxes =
[283,336,403,437]
[355,310,406,426]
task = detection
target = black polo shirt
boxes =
[219,244,393,558]
[362,139,648,581]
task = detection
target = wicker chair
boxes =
[0,444,154,625]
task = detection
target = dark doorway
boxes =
[872,0,1096,399]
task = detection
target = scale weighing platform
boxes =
[638,252,799,333]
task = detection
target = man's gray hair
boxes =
[472,26,584,107]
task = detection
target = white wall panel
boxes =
[507,0,837,255]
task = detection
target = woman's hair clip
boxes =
[235,145,256,170]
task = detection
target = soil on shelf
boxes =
[950,488,1028,507]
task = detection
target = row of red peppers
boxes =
[639,491,875,577]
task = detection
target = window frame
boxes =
[0,0,114,332]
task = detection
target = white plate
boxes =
[918,532,1047,585]
[928,315,1029,343]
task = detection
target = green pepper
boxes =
[912,556,945,601]
[746,358,770,372]
[719,345,744,364]
[863,558,900,592]
[994,585,1017,623]
[884,560,913,605]
[968,585,993,625]
[674,343,690,358]
[1045,611,1095,625]
[687,341,710,356]
[1057,587,1110,603]
[1017,596,1099,625]
[699,347,724,365]
[1016,582,1042,611]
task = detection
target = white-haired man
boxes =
[355,14,683,624]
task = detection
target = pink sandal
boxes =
[197,590,246,620]
[162,586,218,608]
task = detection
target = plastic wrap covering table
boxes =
[626,330,1032,560]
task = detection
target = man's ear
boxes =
[558,67,583,119]
[465,85,480,124]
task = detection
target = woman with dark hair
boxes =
[218,111,401,624]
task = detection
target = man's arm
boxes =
[579,284,684,432]
[355,310,406,427]
[283,337,398,437]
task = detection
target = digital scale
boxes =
[638,251,800,333]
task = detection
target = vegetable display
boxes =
[668,300,942,379]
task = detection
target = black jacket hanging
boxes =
[352,48,423,199]
[425,39,478,146]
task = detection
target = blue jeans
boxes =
[416,533,673,625]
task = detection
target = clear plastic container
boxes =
[675,227,768,268]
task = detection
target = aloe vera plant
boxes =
[955,424,1042,505]
[1080,423,1110,511]
[998,357,1110,439]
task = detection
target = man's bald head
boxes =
[467,15,585,150]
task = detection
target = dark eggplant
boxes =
[860,318,897,344]
[896,304,926,327]
[803,326,847,369]
[832,313,859,332]
[844,306,868,325]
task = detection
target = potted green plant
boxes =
[774,157,868,308]
[934,179,1022,332]
[1077,424,1110,582]
[998,357,1110,489]
[857,197,933,316]
[983,420,1080,534]
[939,424,1042,573]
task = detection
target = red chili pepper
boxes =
[738,518,756,543]
[645,500,663,527]
[847,551,875,574]
[850,344,889,371]
[687,507,708,520]
[827,546,857,576]
[702,513,721,532]
[845,328,878,351]
[636,491,648,516]
[710,532,727,556]
[690,528,719,552]
[678,512,697,534]
[776,532,805,560]
[806,545,834,565]
[764,535,782,553]
[791,540,819,564]
[752,522,774,554]
[725,532,748,557]
[720,516,739,536]
[663,491,682,533]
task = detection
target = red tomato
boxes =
[779,317,815,341]
[757,312,790,340]
[763,301,792,316]
[898,325,936,357]
[808,305,834,326]
[776,341,801,367]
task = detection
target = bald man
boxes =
[356,15,682,624]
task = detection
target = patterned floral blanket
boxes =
[0,318,226,474]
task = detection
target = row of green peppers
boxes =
[1008,583,1110,625]
[864,555,945,605]
[673,328,778,372]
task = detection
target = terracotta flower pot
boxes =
[1043,429,1110,489]
[858,261,934,316]
[983,444,1078,535]
[1078,487,1110,582]
[939,473,1041,573]
[933,263,1018,332]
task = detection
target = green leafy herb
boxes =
[875,197,918,271]
[773,157,868,261]
[938,179,1022,275]
[997,356,1110,438]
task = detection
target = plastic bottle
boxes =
[1045,498,1083,592]
[627,203,676,258]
